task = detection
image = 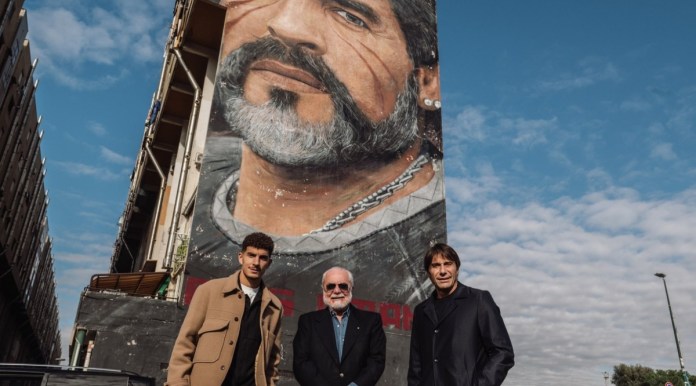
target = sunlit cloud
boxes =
[87,121,108,136]
[650,143,677,161]
[444,179,696,385]
[26,1,170,89]
[537,57,621,92]
[52,161,124,181]
[100,146,132,165]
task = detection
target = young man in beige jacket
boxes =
[166,232,283,386]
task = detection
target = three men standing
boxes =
[167,236,513,386]
[166,233,283,386]
[293,267,386,386]
[408,243,515,385]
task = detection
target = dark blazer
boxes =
[293,305,386,386]
[408,283,514,386]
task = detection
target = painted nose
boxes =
[266,0,327,55]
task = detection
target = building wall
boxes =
[0,0,61,364]
[73,291,186,386]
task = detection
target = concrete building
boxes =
[0,0,61,365]
[69,1,224,383]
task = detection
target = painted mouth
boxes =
[250,59,327,93]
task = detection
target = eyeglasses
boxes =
[324,283,350,292]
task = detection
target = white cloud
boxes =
[47,67,129,91]
[445,106,557,149]
[620,97,652,112]
[449,106,488,141]
[100,146,132,165]
[55,251,108,265]
[537,57,621,92]
[444,176,696,385]
[87,121,108,136]
[647,121,665,135]
[26,1,171,89]
[500,116,557,147]
[53,161,124,181]
[650,142,677,161]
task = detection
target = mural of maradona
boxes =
[187,1,445,383]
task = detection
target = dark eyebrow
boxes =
[328,0,381,24]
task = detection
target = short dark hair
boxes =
[423,243,460,271]
[390,0,438,67]
[241,232,274,255]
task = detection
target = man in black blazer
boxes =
[293,267,386,386]
[408,243,514,386]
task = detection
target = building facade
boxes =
[0,0,61,365]
[73,1,445,385]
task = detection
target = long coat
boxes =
[408,283,514,386]
[166,271,283,386]
[293,305,386,386]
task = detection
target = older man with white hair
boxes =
[293,267,386,386]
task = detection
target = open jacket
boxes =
[293,305,386,386]
[408,283,514,386]
[166,271,283,386]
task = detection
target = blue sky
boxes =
[23,1,696,385]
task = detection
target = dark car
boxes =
[0,363,154,386]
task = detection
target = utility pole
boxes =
[655,273,691,386]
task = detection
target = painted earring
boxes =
[424,98,434,107]
[434,100,442,109]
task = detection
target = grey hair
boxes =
[321,266,354,288]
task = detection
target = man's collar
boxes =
[329,304,351,319]
[431,281,468,300]
[222,270,264,294]
[237,271,263,292]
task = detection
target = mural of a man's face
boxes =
[218,0,422,168]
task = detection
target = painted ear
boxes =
[416,65,442,110]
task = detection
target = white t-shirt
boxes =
[240,283,260,304]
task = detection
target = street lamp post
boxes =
[655,273,691,386]
[603,371,610,386]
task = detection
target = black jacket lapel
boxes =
[341,306,360,362]
[316,308,340,365]
[424,299,438,326]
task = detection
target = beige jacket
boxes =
[166,271,283,386]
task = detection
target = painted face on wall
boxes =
[222,0,413,123]
[217,0,422,168]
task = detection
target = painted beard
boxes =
[323,291,352,313]
[217,37,420,169]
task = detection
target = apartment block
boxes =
[0,0,61,365]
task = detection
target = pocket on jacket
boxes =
[192,318,230,363]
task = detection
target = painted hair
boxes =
[390,0,439,66]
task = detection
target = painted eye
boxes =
[335,9,367,28]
